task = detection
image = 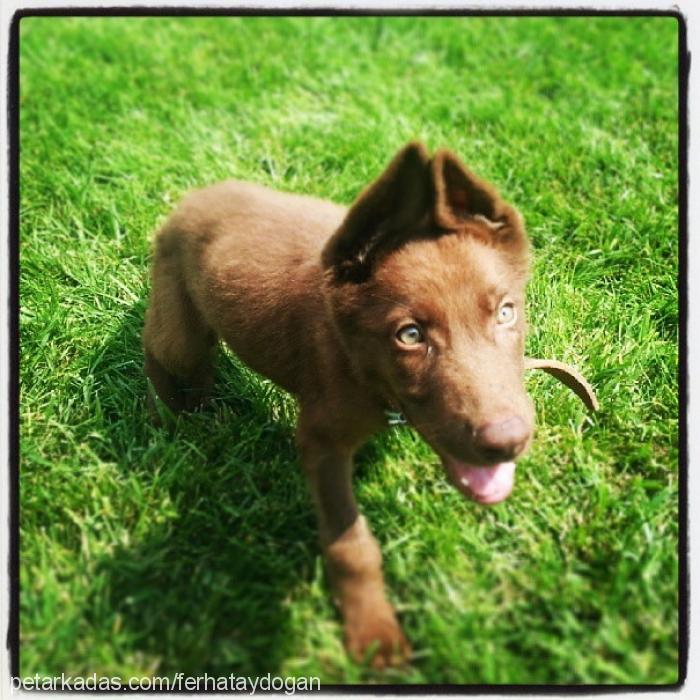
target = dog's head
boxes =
[322,142,535,504]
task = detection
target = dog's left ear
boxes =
[322,142,432,281]
[432,149,522,241]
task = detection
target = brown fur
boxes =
[143,142,536,667]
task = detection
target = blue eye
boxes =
[396,324,424,346]
[497,303,517,325]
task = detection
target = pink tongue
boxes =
[443,460,516,505]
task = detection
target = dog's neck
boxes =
[384,408,407,426]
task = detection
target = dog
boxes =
[143,142,597,667]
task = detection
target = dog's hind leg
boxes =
[143,227,217,418]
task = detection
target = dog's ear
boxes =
[432,149,522,239]
[322,142,432,282]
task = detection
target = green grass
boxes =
[19,16,679,685]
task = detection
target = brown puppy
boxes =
[143,143,595,667]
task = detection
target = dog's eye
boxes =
[396,324,424,346]
[497,302,517,325]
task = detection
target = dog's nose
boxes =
[473,416,530,463]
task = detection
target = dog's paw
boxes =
[344,606,411,669]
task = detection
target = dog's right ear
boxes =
[431,149,526,249]
[432,149,501,228]
[322,142,432,282]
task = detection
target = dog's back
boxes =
[143,180,347,405]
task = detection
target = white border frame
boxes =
[0,3,691,698]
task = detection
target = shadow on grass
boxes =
[87,298,320,676]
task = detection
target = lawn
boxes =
[18,15,680,685]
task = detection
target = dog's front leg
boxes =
[297,424,410,668]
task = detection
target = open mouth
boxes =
[442,457,517,505]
